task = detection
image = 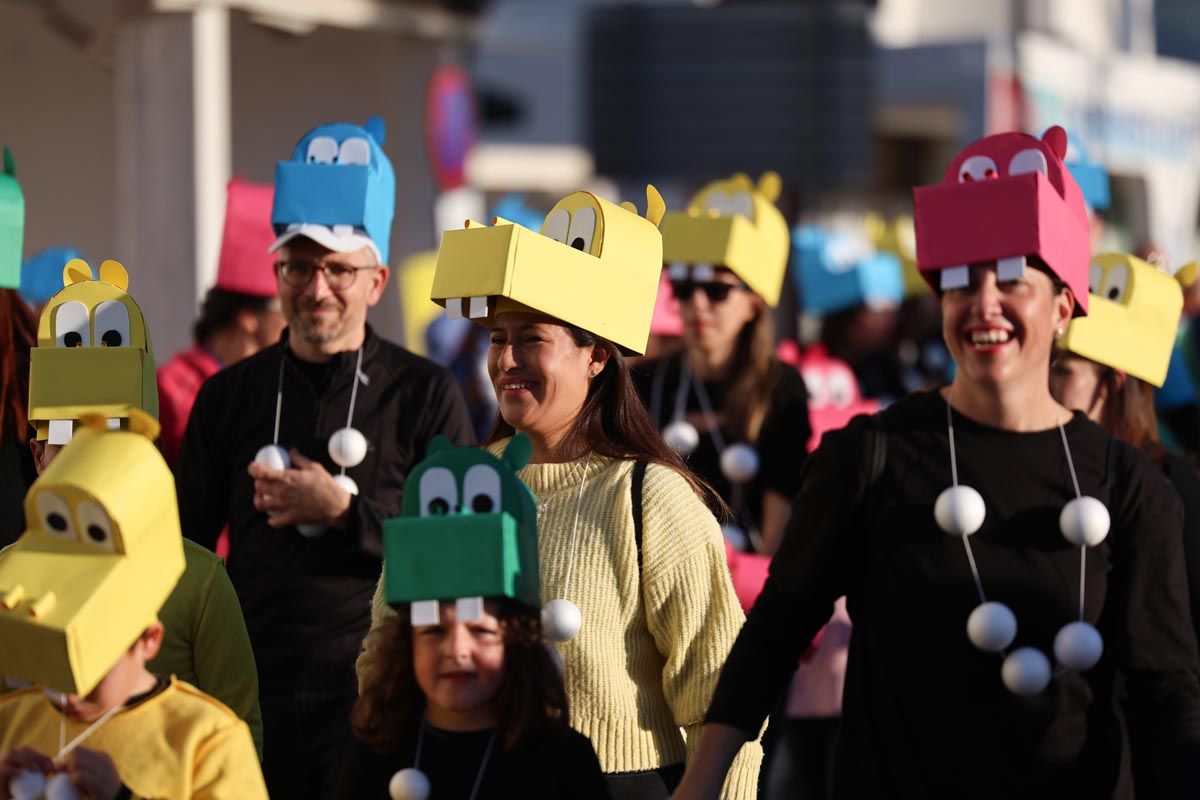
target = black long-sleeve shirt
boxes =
[333,723,610,800]
[175,327,474,689]
[708,390,1200,798]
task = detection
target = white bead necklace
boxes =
[935,399,1109,695]
[254,346,369,537]
[388,720,497,800]
[9,696,124,800]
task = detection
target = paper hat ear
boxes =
[272,117,396,264]
[0,424,185,695]
[660,172,790,307]
[29,259,158,444]
[430,187,664,355]
[793,223,904,315]
[383,434,540,615]
[216,179,277,297]
[0,146,24,290]
[1058,252,1183,387]
[914,126,1091,315]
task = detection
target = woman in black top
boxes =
[674,130,1200,799]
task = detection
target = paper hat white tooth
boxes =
[446,297,465,320]
[663,420,699,456]
[332,474,359,495]
[389,768,431,800]
[329,427,368,468]
[996,255,1027,282]
[456,596,484,622]
[542,599,582,643]
[692,263,716,282]
[411,600,440,627]
[966,601,1017,652]
[1059,496,1109,547]
[255,444,291,472]
[668,262,689,281]
[106,418,121,430]
[48,419,73,446]
[1054,621,1103,671]
[940,265,970,291]
[468,295,489,319]
[720,443,759,484]
[934,485,986,537]
[1001,647,1051,695]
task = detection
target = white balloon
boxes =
[9,771,46,800]
[1054,621,1103,671]
[542,599,582,643]
[254,444,290,471]
[934,485,986,537]
[663,420,699,456]
[328,427,368,468]
[966,602,1017,652]
[297,523,326,538]
[1001,647,1051,696]
[333,474,360,495]
[388,768,431,800]
[45,773,81,800]
[720,443,759,484]
[1059,496,1110,547]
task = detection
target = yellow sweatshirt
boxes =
[0,678,267,800]
[362,444,762,799]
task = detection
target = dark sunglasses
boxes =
[670,280,747,303]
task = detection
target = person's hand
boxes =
[0,748,53,800]
[249,450,352,530]
[64,747,122,800]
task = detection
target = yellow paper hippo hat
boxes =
[29,258,158,444]
[1058,252,1185,387]
[0,412,184,695]
[430,187,666,355]
[659,172,790,307]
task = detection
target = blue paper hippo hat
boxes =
[1063,131,1110,212]
[793,224,904,315]
[270,116,396,265]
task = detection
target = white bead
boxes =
[720,443,759,484]
[966,602,1017,652]
[1059,496,1110,547]
[663,420,699,456]
[45,773,81,800]
[388,768,431,800]
[254,444,290,471]
[9,770,46,800]
[542,599,582,643]
[1001,647,1051,695]
[934,485,986,537]
[297,523,326,538]
[328,427,368,468]
[333,474,360,495]
[1054,621,1103,671]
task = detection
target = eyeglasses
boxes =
[669,280,748,304]
[276,259,377,291]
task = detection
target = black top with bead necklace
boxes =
[706,389,1200,799]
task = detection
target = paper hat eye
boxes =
[704,191,731,215]
[419,467,458,516]
[543,209,570,245]
[463,464,501,514]
[1009,148,1049,177]
[1089,264,1103,294]
[75,502,116,552]
[305,137,338,165]
[959,155,998,182]
[54,301,91,348]
[801,369,828,408]
[336,137,371,166]
[1099,263,1130,304]
[567,207,597,253]
[93,301,130,348]
[35,491,76,541]
[728,193,754,220]
[827,370,855,409]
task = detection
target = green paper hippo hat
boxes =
[0,146,24,290]
[383,434,539,624]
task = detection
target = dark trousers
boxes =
[605,763,685,800]
[260,682,358,800]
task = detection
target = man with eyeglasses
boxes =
[173,118,474,800]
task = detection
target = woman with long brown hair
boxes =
[635,173,810,555]
[362,188,760,799]
[0,287,38,547]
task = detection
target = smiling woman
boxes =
[675,128,1200,800]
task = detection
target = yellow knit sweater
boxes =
[361,443,762,799]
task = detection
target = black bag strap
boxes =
[632,461,648,573]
